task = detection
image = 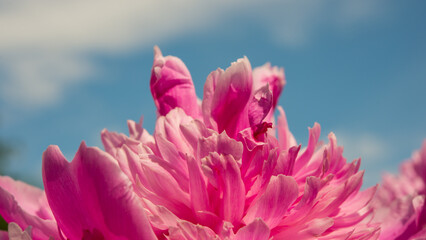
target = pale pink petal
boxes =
[202,57,253,138]
[155,108,195,155]
[0,177,53,220]
[43,143,156,239]
[127,117,155,143]
[234,218,270,240]
[0,187,58,240]
[168,220,219,240]
[8,222,31,240]
[244,174,298,229]
[197,132,243,162]
[150,46,200,118]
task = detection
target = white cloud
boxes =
[0,0,386,109]
[332,131,390,164]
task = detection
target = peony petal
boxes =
[127,117,155,143]
[150,46,200,118]
[168,220,219,240]
[0,186,58,240]
[293,122,321,173]
[234,218,270,240]
[197,132,243,162]
[202,153,245,225]
[8,222,31,240]
[248,84,272,127]
[252,63,286,122]
[244,175,298,229]
[277,106,297,150]
[202,57,253,138]
[0,176,53,220]
[43,143,156,239]
[187,156,210,216]
[155,108,195,156]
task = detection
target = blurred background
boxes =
[0,0,425,188]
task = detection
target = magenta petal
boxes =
[235,218,270,240]
[43,143,156,239]
[244,174,298,229]
[248,84,272,127]
[202,57,253,138]
[150,46,200,118]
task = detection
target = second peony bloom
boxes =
[0,47,380,239]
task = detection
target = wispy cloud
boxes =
[0,0,387,110]
[333,131,390,163]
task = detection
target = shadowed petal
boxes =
[150,46,200,118]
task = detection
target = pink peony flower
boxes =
[370,141,426,239]
[0,47,380,239]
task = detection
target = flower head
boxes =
[0,47,380,239]
[370,141,426,239]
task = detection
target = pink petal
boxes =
[248,84,272,127]
[234,218,270,240]
[127,117,155,143]
[43,143,156,240]
[0,176,53,220]
[155,108,196,156]
[150,46,200,118]
[197,132,243,162]
[277,106,297,150]
[168,220,218,240]
[293,122,321,173]
[202,57,253,138]
[187,156,210,216]
[202,153,245,225]
[244,175,298,229]
[252,63,286,121]
[0,177,59,240]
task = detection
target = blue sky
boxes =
[0,0,425,188]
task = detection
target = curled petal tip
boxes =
[153,45,162,58]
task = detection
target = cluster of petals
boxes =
[370,141,426,239]
[0,46,381,239]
